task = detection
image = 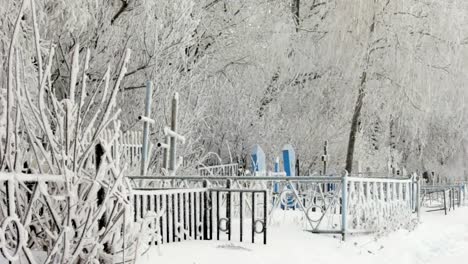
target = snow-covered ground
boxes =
[139,207,468,264]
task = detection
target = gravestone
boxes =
[282,144,296,176]
[251,144,266,175]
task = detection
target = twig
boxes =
[2,0,27,170]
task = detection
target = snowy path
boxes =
[139,207,468,264]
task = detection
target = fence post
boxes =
[169,93,179,175]
[140,81,153,176]
[411,174,415,211]
[463,184,466,205]
[416,174,421,220]
[459,185,462,207]
[443,190,447,215]
[341,171,348,241]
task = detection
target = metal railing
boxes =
[128,173,419,240]
[421,184,465,214]
[0,173,67,263]
[131,186,268,244]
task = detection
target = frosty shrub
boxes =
[0,1,155,262]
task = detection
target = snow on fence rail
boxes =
[127,173,420,240]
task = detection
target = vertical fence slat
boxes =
[251,192,255,243]
[154,195,160,245]
[183,193,187,240]
[166,194,170,243]
[240,192,243,242]
[216,191,220,240]
[189,192,193,238]
[263,191,267,245]
[209,190,213,240]
[203,189,208,240]
[172,193,176,242]
[177,193,181,242]
[198,190,203,240]
[194,192,198,240]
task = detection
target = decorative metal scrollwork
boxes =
[253,220,265,234]
[305,205,324,222]
[279,189,297,208]
[218,218,229,232]
[0,216,28,262]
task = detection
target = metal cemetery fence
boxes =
[132,188,209,244]
[421,184,465,215]
[0,173,67,262]
[131,186,268,245]
[128,173,420,240]
[0,170,421,263]
[212,188,267,244]
[344,176,414,236]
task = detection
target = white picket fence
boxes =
[82,129,152,174]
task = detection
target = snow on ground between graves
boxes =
[139,207,468,264]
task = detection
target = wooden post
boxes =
[140,81,153,176]
[169,93,179,175]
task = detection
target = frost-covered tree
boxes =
[2,0,468,176]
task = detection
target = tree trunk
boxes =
[291,0,300,31]
[345,73,366,173]
[345,13,377,173]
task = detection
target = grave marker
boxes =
[251,145,266,175]
[282,144,296,176]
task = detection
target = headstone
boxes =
[282,144,296,176]
[251,144,266,175]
